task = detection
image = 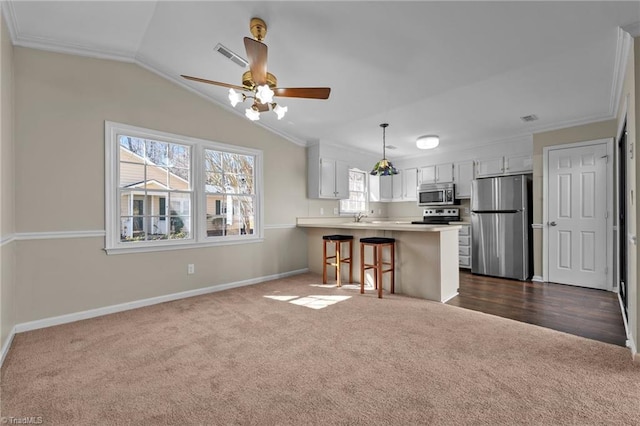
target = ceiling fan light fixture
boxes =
[416,135,439,150]
[228,88,245,107]
[245,106,260,121]
[273,103,288,120]
[255,84,274,104]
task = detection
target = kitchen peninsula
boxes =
[297,219,461,302]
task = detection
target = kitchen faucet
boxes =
[354,212,367,222]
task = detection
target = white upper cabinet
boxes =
[308,145,350,199]
[392,173,403,201]
[420,165,436,184]
[402,168,418,201]
[475,157,505,177]
[420,163,454,184]
[476,154,532,178]
[454,161,474,199]
[436,163,454,183]
[504,154,533,175]
[379,175,393,201]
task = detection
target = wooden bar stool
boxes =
[359,237,395,298]
[322,235,354,287]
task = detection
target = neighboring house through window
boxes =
[105,121,263,254]
[340,169,368,214]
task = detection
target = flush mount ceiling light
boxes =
[371,123,399,176]
[416,135,440,150]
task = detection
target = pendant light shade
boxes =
[371,123,399,176]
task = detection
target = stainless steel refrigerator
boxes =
[471,174,532,280]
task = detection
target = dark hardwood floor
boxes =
[447,270,627,347]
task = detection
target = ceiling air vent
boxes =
[386,145,397,150]
[520,114,539,123]
[214,43,248,68]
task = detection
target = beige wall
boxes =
[12,47,309,323]
[531,120,617,279]
[0,10,15,352]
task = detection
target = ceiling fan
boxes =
[181,17,331,121]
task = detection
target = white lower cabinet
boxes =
[458,224,471,269]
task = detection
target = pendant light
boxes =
[371,123,399,176]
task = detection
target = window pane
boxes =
[169,193,191,216]
[119,136,145,162]
[206,195,226,237]
[146,140,168,166]
[223,173,254,194]
[223,152,254,174]
[204,150,222,172]
[169,168,190,190]
[148,216,169,240]
[119,162,145,188]
[226,195,255,235]
[169,144,190,169]
[205,172,224,194]
[169,215,190,239]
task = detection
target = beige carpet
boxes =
[2,273,639,425]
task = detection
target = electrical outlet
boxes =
[187,264,195,275]
[464,207,470,215]
[320,207,324,215]
[333,207,338,215]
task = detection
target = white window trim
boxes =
[105,121,264,255]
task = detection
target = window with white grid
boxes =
[340,169,368,214]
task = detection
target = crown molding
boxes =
[610,27,633,119]
[528,113,616,135]
[622,22,640,38]
[1,1,18,43]
[12,34,136,63]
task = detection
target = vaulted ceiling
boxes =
[3,1,639,157]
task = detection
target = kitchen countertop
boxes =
[297,219,460,233]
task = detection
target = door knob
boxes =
[548,221,557,226]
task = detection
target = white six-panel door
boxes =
[547,143,608,289]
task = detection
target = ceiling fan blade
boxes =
[181,75,246,91]
[244,37,268,86]
[273,87,331,99]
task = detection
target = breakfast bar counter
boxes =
[297,219,460,302]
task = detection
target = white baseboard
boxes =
[14,268,309,334]
[532,275,544,283]
[441,292,459,303]
[617,293,637,360]
[1,326,16,368]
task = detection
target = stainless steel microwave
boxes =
[417,183,458,206]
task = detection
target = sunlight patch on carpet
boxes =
[264,295,351,309]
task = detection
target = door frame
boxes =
[542,138,614,289]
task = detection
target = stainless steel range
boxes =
[411,208,460,225]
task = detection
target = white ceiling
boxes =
[3,1,639,158]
